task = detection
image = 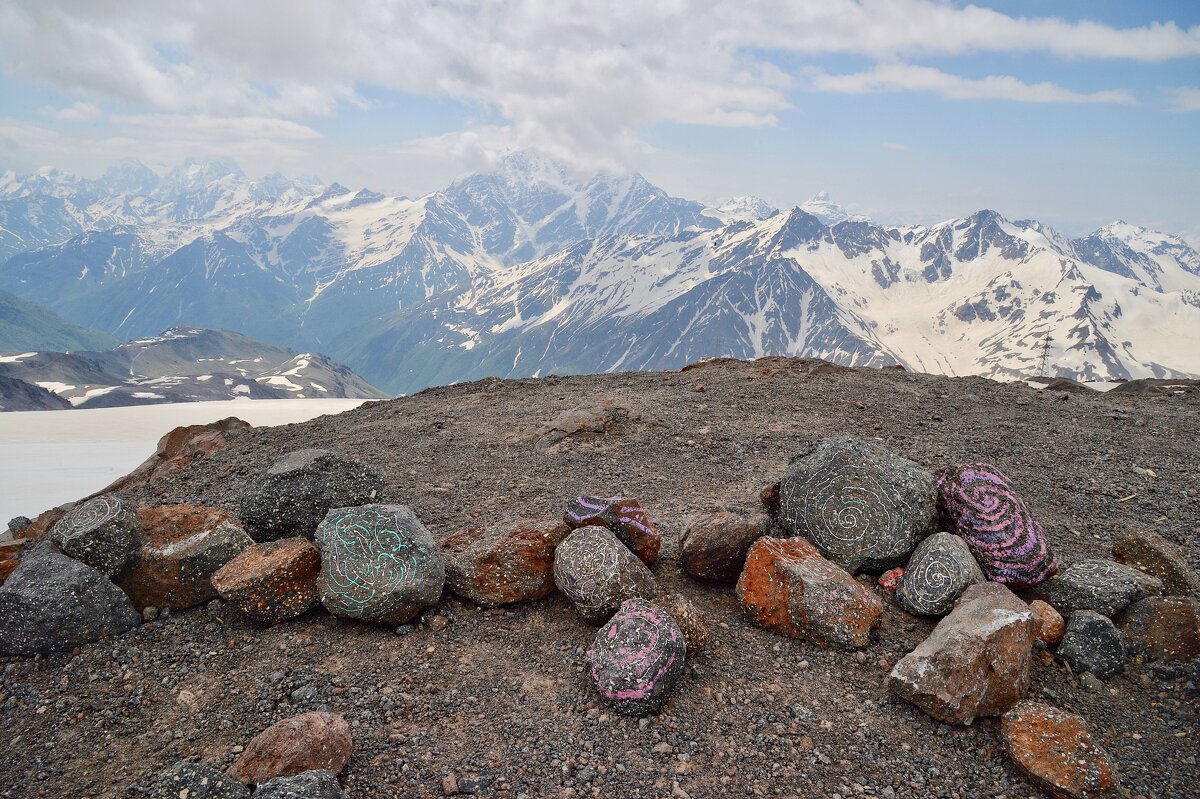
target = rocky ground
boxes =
[2,357,1198,799]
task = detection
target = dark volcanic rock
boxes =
[0,549,140,654]
[563,495,661,565]
[1057,610,1127,679]
[238,449,385,541]
[314,504,444,625]
[585,598,686,717]
[679,509,770,583]
[1031,558,1161,617]
[896,532,984,617]
[232,712,352,785]
[1117,596,1200,662]
[1112,528,1200,597]
[936,462,1059,588]
[777,436,937,573]
[212,538,322,624]
[253,769,347,799]
[1001,701,1117,799]
[151,761,249,799]
[49,495,143,579]
[0,375,71,411]
[552,525,659,624]
[442,518,571,606]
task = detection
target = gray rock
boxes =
[151,761,249,799]
[238,449,385,542]
[552,526,659,624]
[1113,529,1200,597]
[252,769,347,798]
[896,532,984,617]
[777,436,937,573]
[49,495,142,578]
[0,549,140,655]
[1031,558,1161,617]
[1057,610,1127,679]
[6,516,31,535]
[585,598,686,717]
[315,504,444,625]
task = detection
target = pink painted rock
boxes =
[563,496,660,565]
[1029,600,1066,645]
[585,598,685,717]
[1002,701,1116,798]
[878,567,904,592]
[232,712,352,785]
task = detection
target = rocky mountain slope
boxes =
[0,289,118,353]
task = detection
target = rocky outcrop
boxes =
[896,532,984,617]
[563,496,661,565]
[49,496,143,579]
[552,526,659,624]
[585,598,686,717]
[443,519,571,606]
[1001,701,1116,799]
[679,510,770,583]
[1031,559,1161,617]
[212,538,322,625]
[232,712,352,785]
[96,417,250,494]
[1057,611,1126,680]
[1112,529,1200,597]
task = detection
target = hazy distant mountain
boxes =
[0,290,118,353]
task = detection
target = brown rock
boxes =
[119,505,253,610]
[660,592,710,653]
[1112,528,1200,597]
[442,519,571,606]
[877,567,903,592]
[212,538,322,624]
[1030,599,1066,645]
[679,510,769,583]
[0,540,24,584]
[17,507,66,540]
[758,482,781,518]
[1001,701,1116,798]
[97,417,250,494]
[1117,596,1200,662]
[735,536,882,649]
[232,711,352,785]
[563,496,661,565]
[888,582,1035,724]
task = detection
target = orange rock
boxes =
[0,540,24,584]
[17,507,66,540]
[212,538,322,624]
[232,711,352,785]
[442,519,571,606]
[1002,701,1116,798]
[1029,599,1066,644]
[100,418,250,494]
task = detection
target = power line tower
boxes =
[1038,334,1053,376]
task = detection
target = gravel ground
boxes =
[2,357,1197,799]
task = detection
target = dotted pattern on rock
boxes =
[442,519,571,606]
[231,712,352,785]
[1031,558,1161,618]
[936,463,1060,588]
[314,505,445,626]
[896,532,984,617]
[252,769,347,799]
[49,496,142,579]
[1001,701,1116,799]
[563,495,661,565]
[585,598,686,717]
[212,538,322,625]
[552,526,659,624]
[151,761,250,799]
[679,510,770,584]
[1057,610,1127,680]
[777,437,937,574]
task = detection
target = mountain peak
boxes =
[800,191,860,226]
[713,196,778,222]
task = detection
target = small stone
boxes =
[1001,701,1116,798]
[877,567,903,592]
[896,532,984,617]
[232,712,352,784]
[552,526,658,624]
[1112,529,1200,597]
[212,538,322,625]
[1028,600,1065,645]
[426,614,449,632]
[1030,559,1161,617]
[150,761,249,799]
[1057,611,1126,680]
[442,519,571,606]
[659,592,710,653]
[49,496,142,579]
[563,496,661,565]
[1117,596,1200,662]
[442,773,460,795]
[253,769,347,799]
[585,598,686,717]
[678,510,770,583]
[142,606,159,623]
[395,624,414,636]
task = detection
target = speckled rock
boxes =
[1057,611,1127,680]
[252,769,347,798]
[777,437,937,574]
[585,598,686,717]
[212,538,322,624]
[314,505,444,626]
[679,510,770,583]
[1031,559,1161,617]
[1112,528,1200,597]
[151,761,250,799]
[1001,701,1116,799]
[552,526,659,624]
[1116,596,1200,662]
[1029,600,1066,645]
[877,567,903,592]
[238,449,385,542]
[659,592,710,653]
[49,496,143,579]
[889,582,1035,724]
[896,532,984,617]
[232,712,352,785]
[563,496,661,565]
[442,519,571,606]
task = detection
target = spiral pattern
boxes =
[586,598,684,714]
[563,496,660,564]
[552,526,656,622]
[54,497,126,541]
[896,532,983,617]
[936,463,1059,588]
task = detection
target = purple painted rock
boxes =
[936,463,1059,589]
[585,598,686,717]
[563,496,660,565]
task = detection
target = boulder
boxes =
[777,437,937,573]
[552,526,659,624]
[896,532,984,617]
[151,761,250,799]
[736,536,882,649]
[679,510,770,583]
[1001,701,1116,799]
[888,582,1035,724]
[96,417,250,494]
[585,598,686,717]
[1029,600,1066,645]
[315,505,444,626]
[13,506,67,540]
[6,516,31,535]
[49,496,143,579]
[1112,528,1200,597]
[119,505,253,611]
[563,496,661,565]
[238,449,385,541]
[0,549,140,655]
[1117,596,1200,662]
[936,463,1059,588]
[1057,611,1126,680]
[253,770,347,799]
[232,712,352,785]
[659,592,710,653]
[1030,559,1161,618]
[212,538,322,624]
[442,519,571,606]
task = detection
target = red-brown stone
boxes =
[878,567,904,592]
[1119,596,1200,662]
[1002,701,1116,798]
[99,417,250,494]
[442,519,571,606]
[17,507,65,540]
[1030,599,1066,645]
[660,592,710,653]
[212,538,322,624]
[562,496,661,565]
[231,711,352,785]
[679,510,770,583]
[0,540,24,584]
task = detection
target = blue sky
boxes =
[1,1,1197,241]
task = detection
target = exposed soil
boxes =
[2,357,1198,799]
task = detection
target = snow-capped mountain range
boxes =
[1,151,1197,395]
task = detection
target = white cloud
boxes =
[1166,87,1200,111]
[40,102,102,122]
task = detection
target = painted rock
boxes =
[1029,600,1066,645]
[936,463,1059,588]
[253,770,347,799]
[1002,701,1116,799]
[49,495,143,579]
[889,582,1035,724]
[119,505,253,611]
[1057,611,1126,680]
[1030,559,1161,617]
[232,712,352,785]
[314,505,444,626]
[238,449,385,541]
[443,519,571,606]
[736,536,882,649]
[563,496,661,565]
[1112,528,1200,597]
[878,567,904,592]
[212,538,322,624]
[552,526,659,624]
[660,592,711,653]
[151,761,249,799]
[1117,596,1200,662]
[778,437,937,574]
[679,510,770,583]
[585,598,686,717]
[896,532,984,617]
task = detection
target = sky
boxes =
[1,0,1198,241]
